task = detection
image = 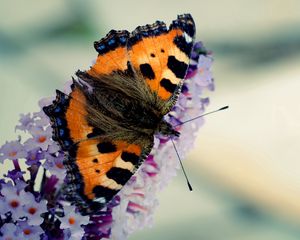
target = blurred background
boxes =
[1,0,300,239]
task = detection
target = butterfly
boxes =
[43,14,195,215]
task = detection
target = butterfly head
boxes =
[157,120,180,137]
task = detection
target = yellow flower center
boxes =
[38,136,47,143]
[55,162,64,169]
[23,228,31,235]
[28,207,37,215]
[8,151,17,157]
[10,200,19,208]
[68,217,76,225]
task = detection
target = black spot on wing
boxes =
[140,63,155,80]
[106,167,132,185]
[160,78,177,93]
[92,158,98,163]
[167,56,188,79]
[125,61,135,76]
[115,61,135,77]
[87,127,105,138]
[174,35,193,57]
[97,142,117,153]
[92,185,118,199]
[121,151,140,165]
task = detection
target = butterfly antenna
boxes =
[171,138,193,191]
[175,106,229,127]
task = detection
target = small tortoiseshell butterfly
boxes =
[43,14,195,215]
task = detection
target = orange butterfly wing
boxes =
[44,84,152,214]
[87,14,195,103]
[87,30,130,77]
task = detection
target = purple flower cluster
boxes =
[0,42,214,239]
[110,42,214,239]
[0,102,90,239]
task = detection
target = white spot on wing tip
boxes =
[94,197,106,204]
[184,32,193,43]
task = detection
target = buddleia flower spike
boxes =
[0,15,214,239]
